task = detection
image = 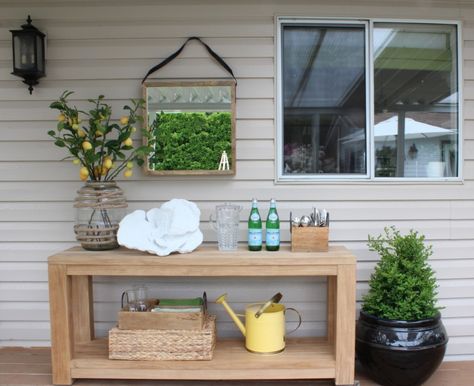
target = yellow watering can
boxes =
[215,292,302,354]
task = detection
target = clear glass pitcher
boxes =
[210,203,242,251]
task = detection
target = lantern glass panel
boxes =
[14,34,36,70]
[13,35,21,70]
[36,35,44,72]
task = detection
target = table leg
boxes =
[327,276,336,344]
[71,276,94,343]
[48,264,73,385]
[334,265,356,386]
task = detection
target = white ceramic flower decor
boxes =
[117,199,203,256]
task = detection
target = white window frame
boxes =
[275,17,463,182]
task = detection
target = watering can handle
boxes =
[285,307,302,335]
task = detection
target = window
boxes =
[277,18,460,180]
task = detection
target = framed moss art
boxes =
[143,80,236,175]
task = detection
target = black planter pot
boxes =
[356,310,448,386]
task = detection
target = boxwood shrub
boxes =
[149,111,232,171]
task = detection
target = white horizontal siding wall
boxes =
[0,0,473,361]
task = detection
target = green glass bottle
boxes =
[248,198,262,251]
[265,198,280,251]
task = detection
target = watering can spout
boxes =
[215,293,246,337]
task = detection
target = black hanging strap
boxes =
[141,36,237,84]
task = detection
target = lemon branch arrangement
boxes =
[49,91,154,181]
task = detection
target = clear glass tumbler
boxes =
[210,203,242,251]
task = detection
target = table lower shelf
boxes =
[72,338,336,380]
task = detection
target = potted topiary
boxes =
[356,226,448,386]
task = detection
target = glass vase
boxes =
[74,181,127,250]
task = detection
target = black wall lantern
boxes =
[10,15,46,94]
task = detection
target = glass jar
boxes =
[74,181,127,250]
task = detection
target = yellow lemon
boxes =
[131,127,137,133]
[124,169,133,178]
[123,137,133,147]
[82,141,92,151]
[95,130,103,137]
[77,129,86,137]
[120,116,129,125]
[101,166,109,175]
[126,161,134,169]
[72,123,80,130]
[103,158,113,169]
[79,167,89,177]
[72,159,80,165]
[58,113,66,122]
[80,174,88,181]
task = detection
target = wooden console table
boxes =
[48,245,356,385]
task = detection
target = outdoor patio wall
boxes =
[0,0,473,361]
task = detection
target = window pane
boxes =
[374,23,458,178]
[281,24,367,175]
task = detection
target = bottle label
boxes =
[248,228,262,246]
[250,213,260,221]
[266,229,280,246]
[268,213,278,221]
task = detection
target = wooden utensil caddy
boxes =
[291,226,329,252]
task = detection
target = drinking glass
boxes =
[210,203,242,251]
[135,285,148,312]
[121,288,138,312]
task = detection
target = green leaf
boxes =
[48,130,56,137]
[61,90,74,99]
[49,101,63,109]
[135,145,153,155]
[93,153,102,162]
[104,139,118,147]
[54,139,66,147]
[85,152,95,164]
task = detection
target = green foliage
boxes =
[49,91,154,181]
[149,111,231,171]
[362,226,440,320]
[375,146,396,177]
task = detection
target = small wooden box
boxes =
[118,301,204,330]
[291,226,329,252]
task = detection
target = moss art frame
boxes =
[143,80,236,175]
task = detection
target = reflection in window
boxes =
[374,23,458,178]
[281,24,367,175]
[278,19,460,180]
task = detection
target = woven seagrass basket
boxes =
[108,315,216,361]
